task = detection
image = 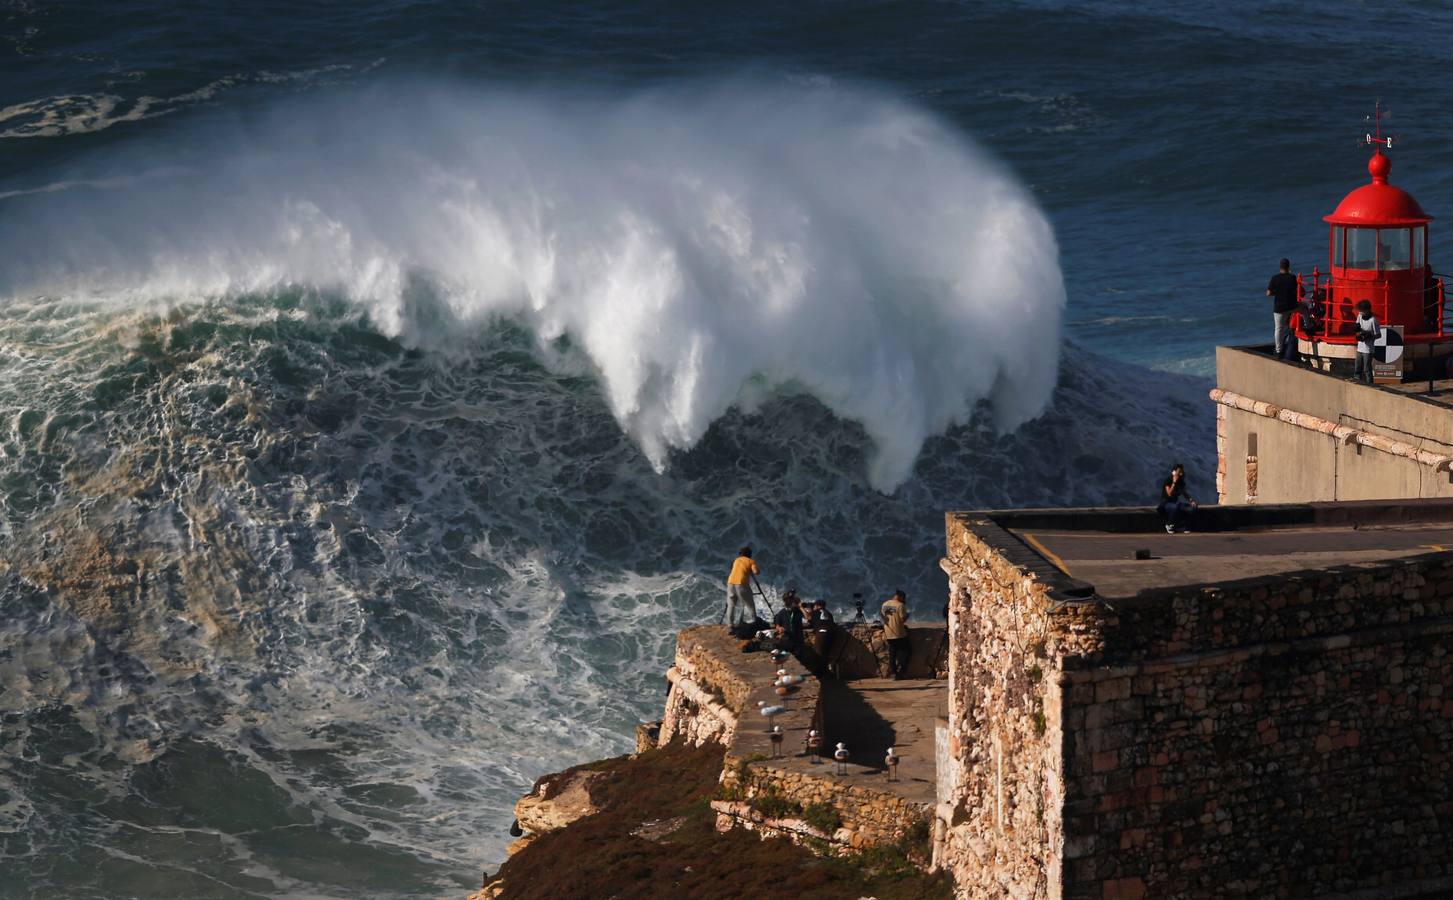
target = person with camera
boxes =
[804,598,835,677]
[773,590,807,659]
[725,546,760,627]
[881,590,911,679]
[1158,463,1198,534]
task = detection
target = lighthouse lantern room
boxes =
[1294,106,1453,379]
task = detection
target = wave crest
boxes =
[0,77,1065,489]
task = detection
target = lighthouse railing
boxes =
[1293,274,1451,341]
[1432,275,1450,336]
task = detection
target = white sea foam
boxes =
[0,65,364,140]
[0,290,1210,894]
[0,78,1066,490]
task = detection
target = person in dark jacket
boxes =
[1158,463,1198,534]
[1267,258,1301,360]
[773,590,806,655]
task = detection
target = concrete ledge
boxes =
[957,497,1453,535]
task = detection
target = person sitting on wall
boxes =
[881,590,911,680]
[1158,463,1198,534]
[1354,299,1380,385]
[805,598,835,677]
[1267,258,1302,361]
[773,590,806,658]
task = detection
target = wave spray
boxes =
[0,77,1066,489]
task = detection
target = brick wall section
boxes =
[941,511,1453,899]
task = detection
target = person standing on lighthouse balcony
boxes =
[1267,258,1301,360]
[1354,300,1380,384]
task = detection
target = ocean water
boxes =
[1,2,1450,896]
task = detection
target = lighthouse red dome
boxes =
[1324,152,1431,225]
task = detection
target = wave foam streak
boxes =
[0,79,1065,489]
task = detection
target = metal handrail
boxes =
[1293,270,1448,341]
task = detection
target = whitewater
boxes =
[0,80,1066,491]
[0,79,1209,897]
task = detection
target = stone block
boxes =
[1102,876,1147,900]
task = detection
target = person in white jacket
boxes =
[1354,300,1379,385]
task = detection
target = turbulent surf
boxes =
[0,78,1208,898]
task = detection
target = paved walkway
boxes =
[1015,523,1453,598]
[768,676,945,805]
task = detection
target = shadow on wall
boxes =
[819,680,894,769]
[825,625,949,680]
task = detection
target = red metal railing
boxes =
[1293,269,1447,342]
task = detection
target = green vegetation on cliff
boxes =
[486,742,952,899]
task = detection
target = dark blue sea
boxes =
[2,2,1450,896]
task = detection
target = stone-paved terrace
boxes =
[762,678,943,805]
[679,624,947,847]
[682,624,946,802]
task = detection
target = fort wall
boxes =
[940,512,1453,898]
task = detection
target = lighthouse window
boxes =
[1379,228,1411,270]
[1413,226,1426,268]
[1333,227,1344,268]
[1347,227,1378,269]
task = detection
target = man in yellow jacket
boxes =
[726,546,760,626]
[881,590,910,679]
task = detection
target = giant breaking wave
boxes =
[0,78,1066,490]
[0,79,1195,898]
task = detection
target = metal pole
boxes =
[752,574,776,617]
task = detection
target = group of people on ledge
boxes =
[724,547,915,679]
[1268,258,1387,383]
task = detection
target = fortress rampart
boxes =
[940,507,1453,898]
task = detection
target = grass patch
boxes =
[749,787,800,820]
[800,802,843,834]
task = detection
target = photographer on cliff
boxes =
[881,590,911,679]
[724,546,759,628]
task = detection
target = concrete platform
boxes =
[1012,522,1452,599]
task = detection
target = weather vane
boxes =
[1365,99,1395,150]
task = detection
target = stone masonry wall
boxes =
[657,626,756,747]
[833,623,950,680]
[718,762,930,850]
[939,515,1105,898]
[942,511,1453,899]
[1058,557,1453,899]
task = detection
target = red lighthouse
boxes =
[1295,110,1450,378]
